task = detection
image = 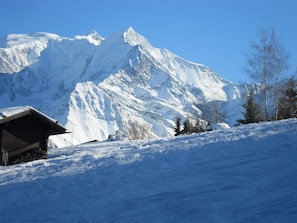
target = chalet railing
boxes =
[8,142,40,158]
[0,142,44,165]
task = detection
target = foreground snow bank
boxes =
[0,119,297,222]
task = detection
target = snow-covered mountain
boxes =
[1,119,297,222]
[0,27,250,146]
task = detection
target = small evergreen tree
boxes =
[182,118,191,134]
[238,94,263,124]
[174,117,181,136]
[278,78,297,119]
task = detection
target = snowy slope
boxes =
[0,119,296,222]
[0,27,252,146]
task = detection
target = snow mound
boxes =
[212,122,230,130]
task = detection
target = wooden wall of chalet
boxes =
[0,115,50,165]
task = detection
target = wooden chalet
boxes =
[0,106,66,165]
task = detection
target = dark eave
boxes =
[0,106,66,136]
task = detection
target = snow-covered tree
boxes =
[192,119,205,133]
[182,118,191,134]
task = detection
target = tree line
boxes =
[238,77,297,124]
[175,28,297,136]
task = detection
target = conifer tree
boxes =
[174,117,181,136]
[182,118,191,134]
[278,78,297,119]
[238,94,263,124]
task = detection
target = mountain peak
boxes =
[74,30,103,45]
[122,27,151,48]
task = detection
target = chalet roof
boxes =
[0,106,66,135]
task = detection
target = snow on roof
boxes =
[0,106,66,132]
[0,106,32,119]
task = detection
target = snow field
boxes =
[0,119,297,222]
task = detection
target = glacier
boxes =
[0,27,251,146]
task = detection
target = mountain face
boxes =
[0,27,250,147]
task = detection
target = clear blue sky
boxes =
[2,0,297,83]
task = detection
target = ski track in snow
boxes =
[0,119,297,222]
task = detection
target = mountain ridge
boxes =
[0,27,250,147]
